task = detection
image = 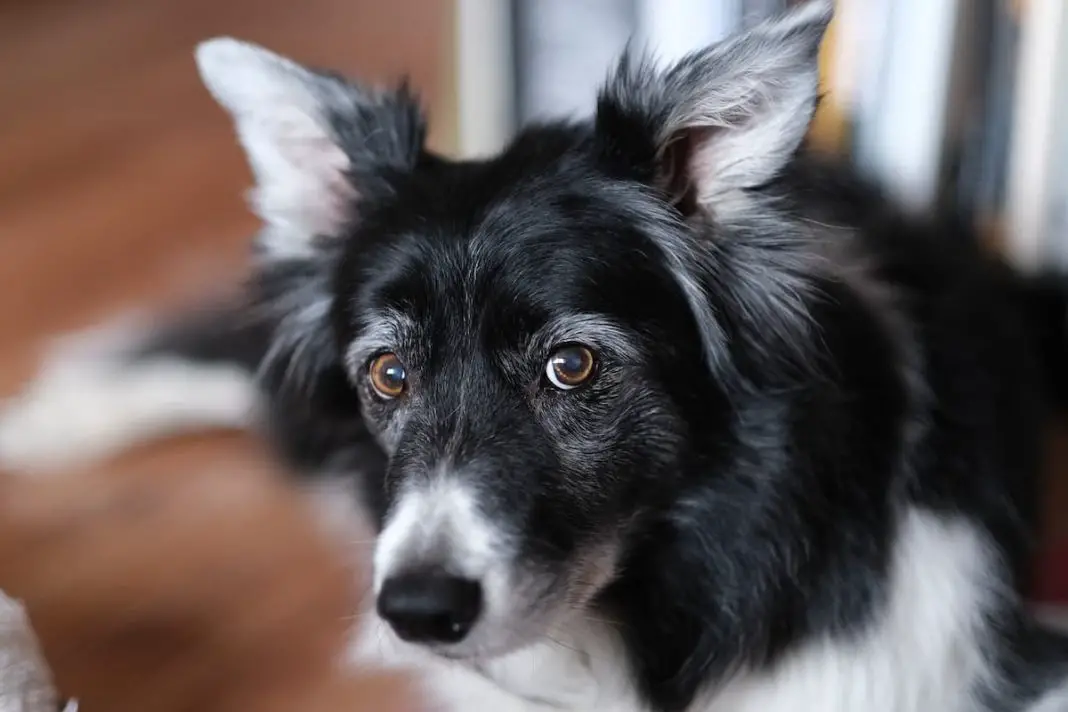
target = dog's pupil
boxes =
[559,351,584,374]
[384,363,405,384]
[553,348,590,381]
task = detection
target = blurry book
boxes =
[853,0,965,213]
[455,0,516,157]
[1005,0,1068,270]
[846,0,895,167]
[1048,78,1068,270]
[1039,5,1068,270]
[632,0,741,67]
[825,0,866,117]
[951,0,1020,229]
[512,0,633,124]
[808,0,850,156]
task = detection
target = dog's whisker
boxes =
[541,633,581,655]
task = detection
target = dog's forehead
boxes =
[350,223,651,342]
[336,129,696,360]
[349,172,647,307]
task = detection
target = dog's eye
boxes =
[545,344,597,390]
[368,352,407,399]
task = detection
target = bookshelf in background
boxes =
[503,0,1065,270]
[822,0,1066,270]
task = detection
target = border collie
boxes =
[3,2,1068,710]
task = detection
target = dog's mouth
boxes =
[371,562,587,664]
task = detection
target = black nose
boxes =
[376,571,483,644]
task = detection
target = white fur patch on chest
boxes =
[346,507,1002,712]
[1029,682,1068,712]
[699,509,997,712]
[348,608,643,711]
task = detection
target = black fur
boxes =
[136,137,1068,712]
[134,9,1068,710]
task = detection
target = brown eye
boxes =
[545,344,597,390]
[368,352,407,399]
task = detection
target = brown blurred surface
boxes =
[0,461,418,712]
[0,0,451,708]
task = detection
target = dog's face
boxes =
[196,0,831,659]
[333,149,714,656]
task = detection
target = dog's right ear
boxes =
[195,39,426,258]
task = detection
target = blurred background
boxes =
[0,0,1065,708]
[483,0,1068,271]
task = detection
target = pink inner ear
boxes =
[299,135,359,230]
[253,133,358,239]
[656,127,718,218]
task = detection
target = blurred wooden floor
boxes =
[0,0,451,709]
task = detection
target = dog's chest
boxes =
[348,511,1001,712]
[435,632,994,712]
[350,613,983,712]
[349,613,645,710]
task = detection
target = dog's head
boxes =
[195,1,832,660]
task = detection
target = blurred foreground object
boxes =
[0,590,60,712]
[0,465,417,712]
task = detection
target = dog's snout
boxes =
[377,570,483,644]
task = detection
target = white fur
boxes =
[346,507,1030,712]
[372,475,526,661]
[1031,682,1068,712]
[644,0,831,211]
[372,476,505,593]
[684,60,821,212]
[698,508,998,712]
[347,607,639,712]
[0,321,258,472]
[195,38,355,249]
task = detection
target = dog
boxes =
[3,2,1068,710]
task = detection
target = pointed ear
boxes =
[596,0,832,218]
[195,38,425,253]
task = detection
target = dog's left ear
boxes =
[195,39,425,255]
[595,0,832,218]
